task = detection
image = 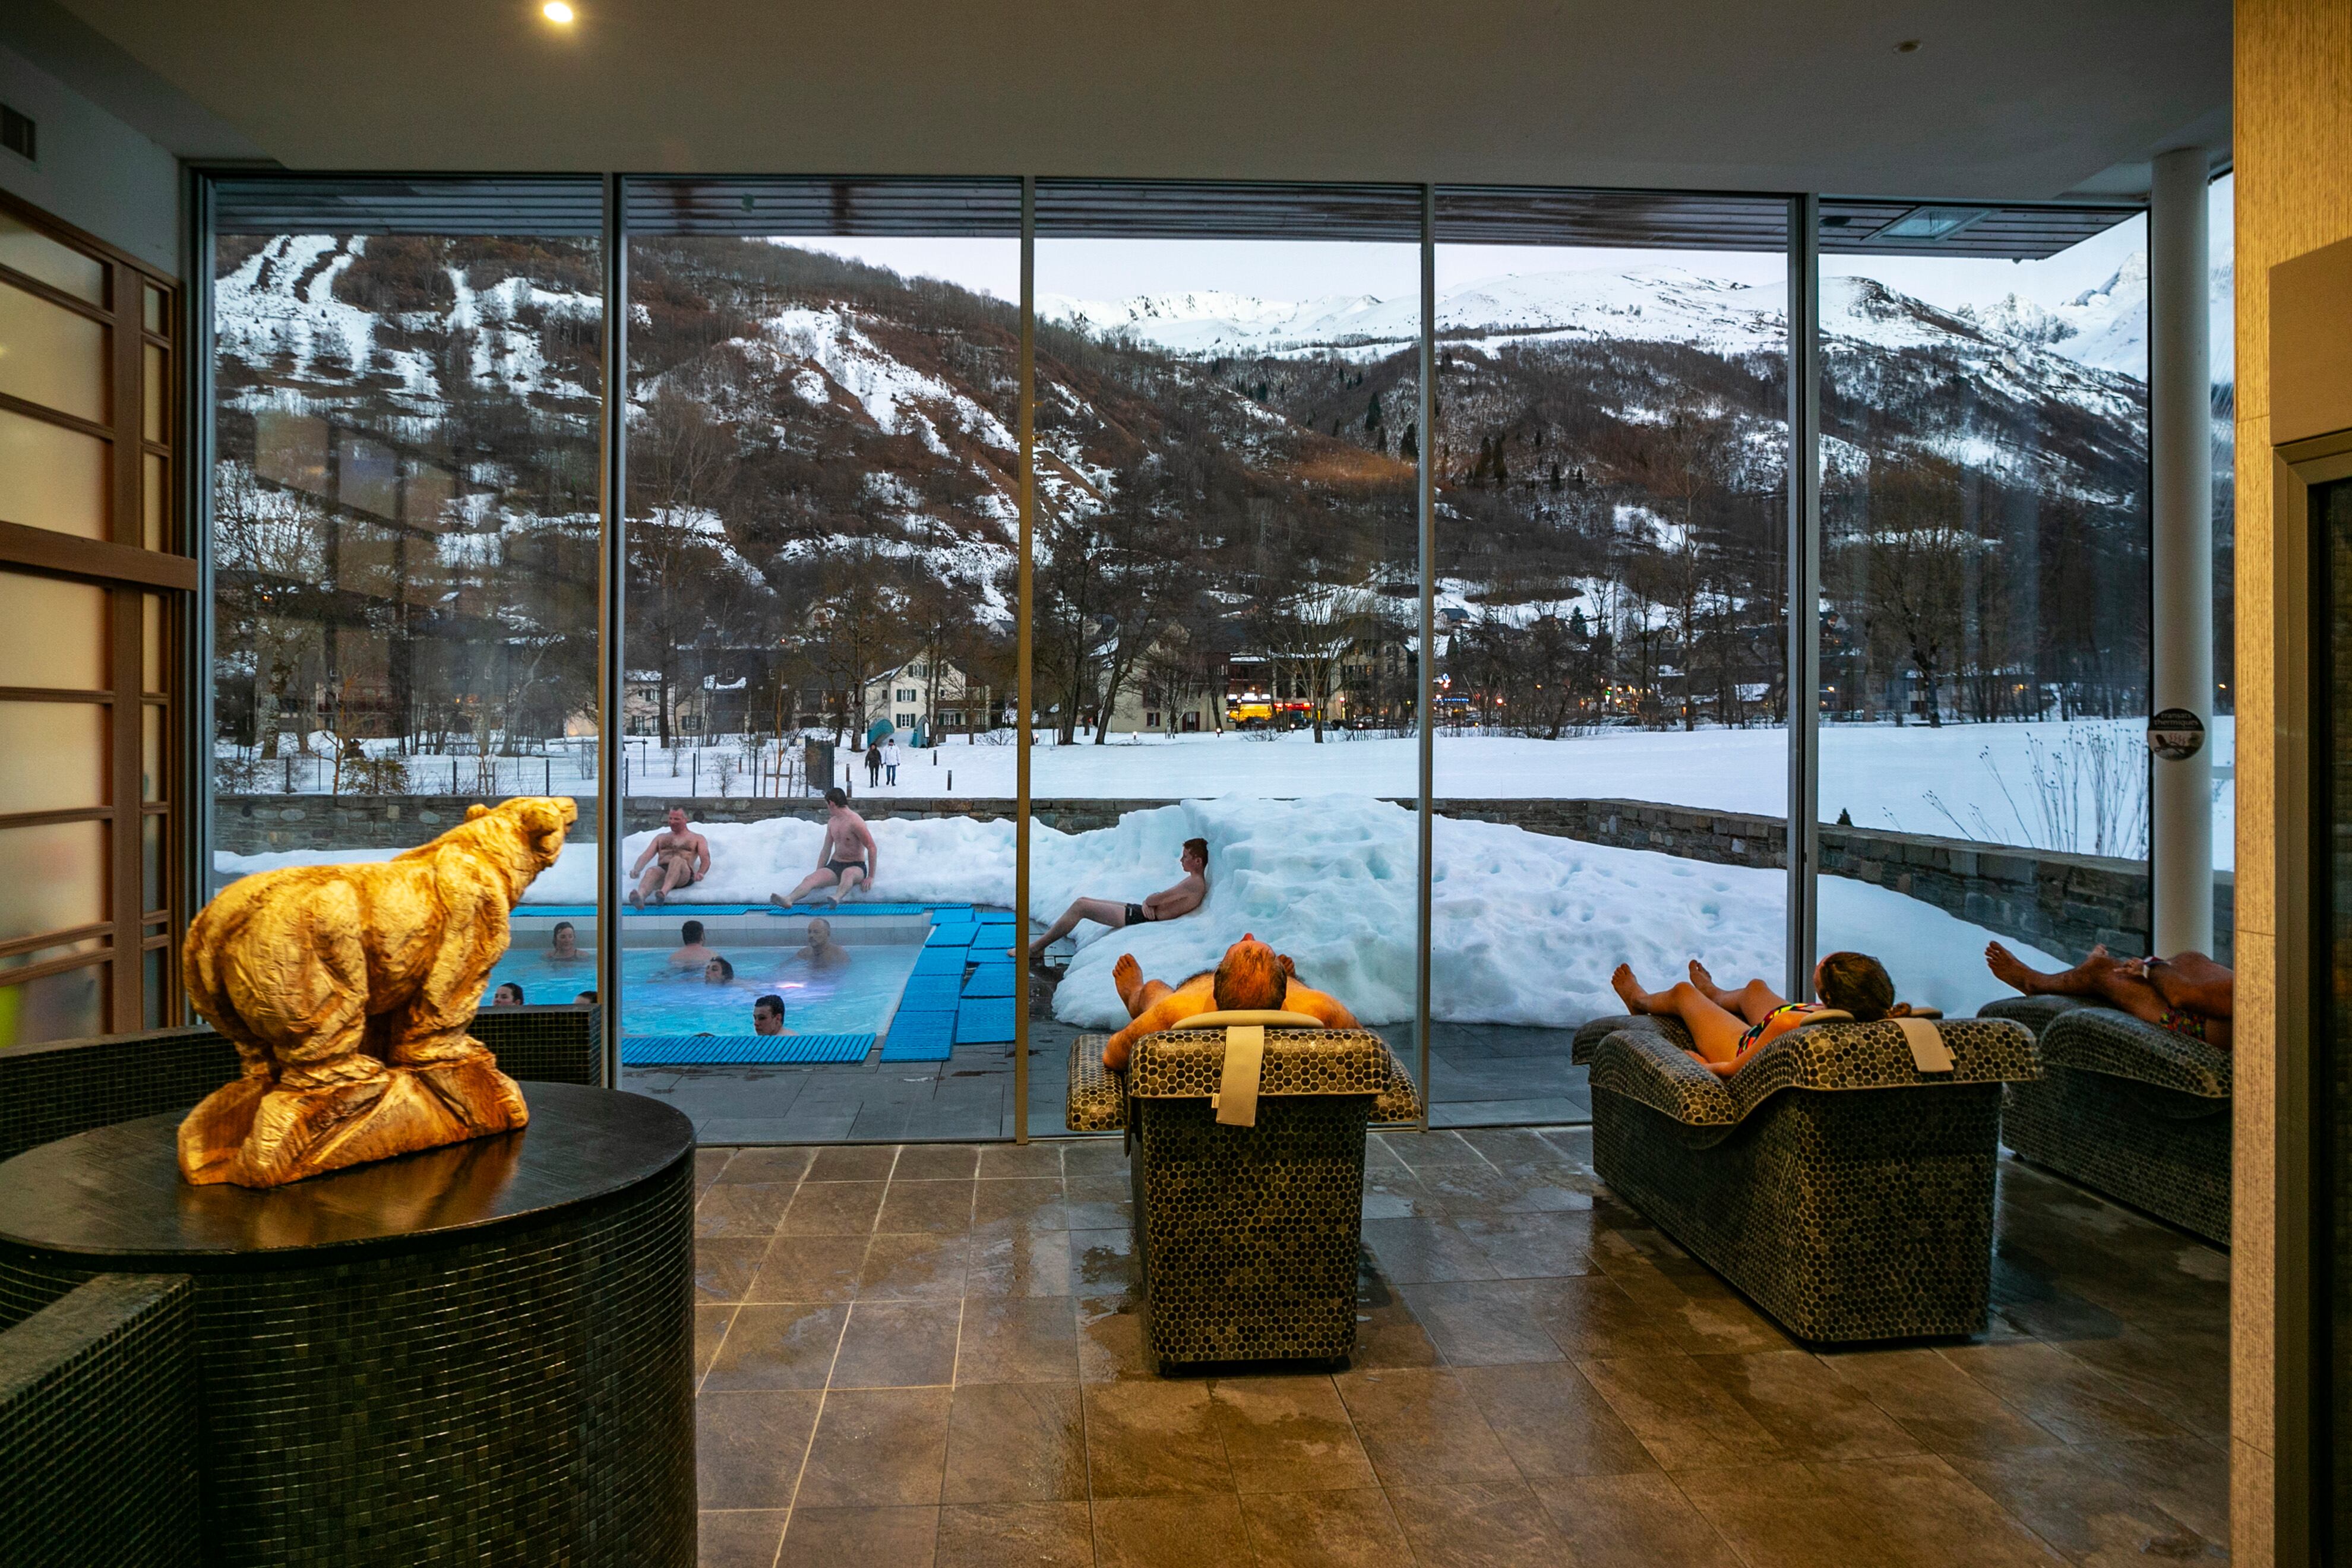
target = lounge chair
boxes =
[1571,1011,2039,1343]
[1979,998,2230,1244]
[1066,1014,1422,1370]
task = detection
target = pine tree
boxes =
[1399,422,1418,462]
[1548,460,1563,491]
[1364,392,1382,432]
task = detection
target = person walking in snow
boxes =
[865,741,883,788]
[884,736,900,786]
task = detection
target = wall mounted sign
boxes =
[2147,707,2206,760]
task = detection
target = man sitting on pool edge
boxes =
[1101,932,1358,1070]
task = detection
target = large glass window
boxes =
[1032,184,1425,1133]
[618,179,1022,1142]
[207,185,603,993]
[1427,191,1790,1124]
[1816,204,2151,1008]
[2210,172,2235,954]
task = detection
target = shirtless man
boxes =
[1101,932,1359,1070]
[772,789,878,908]
[1986,941,2233,1048]
[752,994,796,1037]
[669,919,716,970]
[1028,839,1209,966]
[781,916,852,973]
[628,808,710,909]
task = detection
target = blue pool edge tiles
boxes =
[621,1033,874,1066]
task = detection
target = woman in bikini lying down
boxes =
[1101,934,1359,1070]
[1609,951,1913,1078]
[1984,941,2232,1049]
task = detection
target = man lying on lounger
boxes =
[1985,941,2233,1048]
[1101,932,1358,1070]
[1610,953,1912,1078]
[1028,838,1209,967]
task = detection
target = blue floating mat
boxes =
[897,976,966,1011]
[925,924,976,949]
[962,966,1017,998]
[912,947,969,979]
[621,1032,874,1066]
[972,922,1016,944]
[879,1009,958,1062]
[956,999,1016,1045]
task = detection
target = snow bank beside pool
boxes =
[217,798,2063,1030]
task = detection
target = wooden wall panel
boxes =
[2231,5,2352,1564]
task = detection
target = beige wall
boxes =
[2231,5,2352,1564]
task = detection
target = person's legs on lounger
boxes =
[1986,941,2232,1046]
[1614,951,1900,1077]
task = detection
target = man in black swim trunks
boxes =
[771,788,879,909]
[1026,838,1207,966]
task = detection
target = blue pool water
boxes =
[484,944,922,1036]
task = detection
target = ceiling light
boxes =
[1895,39,1921,52]
[543,1,575,21]
[1872,206,1988,244]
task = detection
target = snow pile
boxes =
[215,798,2061,1030]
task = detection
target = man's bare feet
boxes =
[1611,963,1656,1016]
[1687,959,1725,1003]
[627,889,644,910]
[1112,952,1143,1010]
[1983,941,2039,994]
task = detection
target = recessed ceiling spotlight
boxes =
[543,1,576,22]
[1894,39,1921,52]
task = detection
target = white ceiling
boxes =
[21,0,2228,199]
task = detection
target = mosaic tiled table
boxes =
[0,1083,696,1567]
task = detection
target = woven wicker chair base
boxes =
[1592,1082,2008,1344]
[1128,1094,1371,1371]
[2003,1070,2230,1244]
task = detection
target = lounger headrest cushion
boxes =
[1172,1010,1326,1030]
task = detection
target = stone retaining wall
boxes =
[216,791,2229,965]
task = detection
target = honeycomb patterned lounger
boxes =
[1978,997,2231,1245]
[1570,1012,2040,1343]
[1065,1023,1422,1371]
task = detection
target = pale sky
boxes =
[786,174,2232,321]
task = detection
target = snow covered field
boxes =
[217,797,2063,1031]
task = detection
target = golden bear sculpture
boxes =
[178,797,577,1188]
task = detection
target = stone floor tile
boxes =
[934,1501,1093,1568]
[695,1304,735,1384]
[698,1508,788,1568]
[795,1387,954,1509]
[696,1389,823,1510]
[776,1505,939,1568]
[748,1234,870,1303]
[1457,1361,1656,1478]
[779,1180,889,1236]
[1674,1458,1889,1568]
[697,1237,774,1304]
[1578,1352,1784,1471]
[809,1145,900,1181]
[1208,1374,1377,1493]
[1939,1339,2189,1445]
[859,1233,973,1301]
[698,1181,799,1237]
[719,1146,817,1184]
[1091,1494,1251,1568]
[1398,1280,1568,1366]
[1238,1488,1408,1568]
[1949,1445,2224,1566]
[1810,1453,2068,1568]
[701,1301,849,1392]
[1819,1348,2066,1457]
[1068,1227,1140,1294]
[955,1295,1082,1384]
[1526,1274,1686,1360]
[694,1147,735,1197]
[1383,1478,1561,1568]
[833,1301,963,1388]
[1075,1292,1153,1384]
[940,1383,1088,1503]
[976,1143,1066,1179]
[1358,1218,1503,1284]
[895,1144,984,1180]
[1063,1175,1134,1230]
[1060,1140,1128,1177]
[965,1222,1074,1298]
[1692,1349,1924,1462]
[1529,1471,1744,1568]
[970,1177,1070,1230]
[880,1180,978,1235]
[1083,1378,1233,1495]
[1333,1366,1519,1485]
[1449,1210,1601,1278]
[2076,1436,2234,1545]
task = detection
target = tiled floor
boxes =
[689,1128,2230,1567]
[634,1023,1588,1143]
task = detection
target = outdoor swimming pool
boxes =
[484,942,922,1036]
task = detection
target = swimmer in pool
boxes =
[544,921,578,963]
[782,916,852,973]
[704,956,735,986]
[1101,932,1357,1070]
[671,919,716,970]
[752,994,796,1036]
[492,982,526,1007]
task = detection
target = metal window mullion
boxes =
[1785,195,1822,1001]
[186,172,217,1016]
[1416,184,1435,1133]
[597,173,628,1090]
[1014,175,1035,1145]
